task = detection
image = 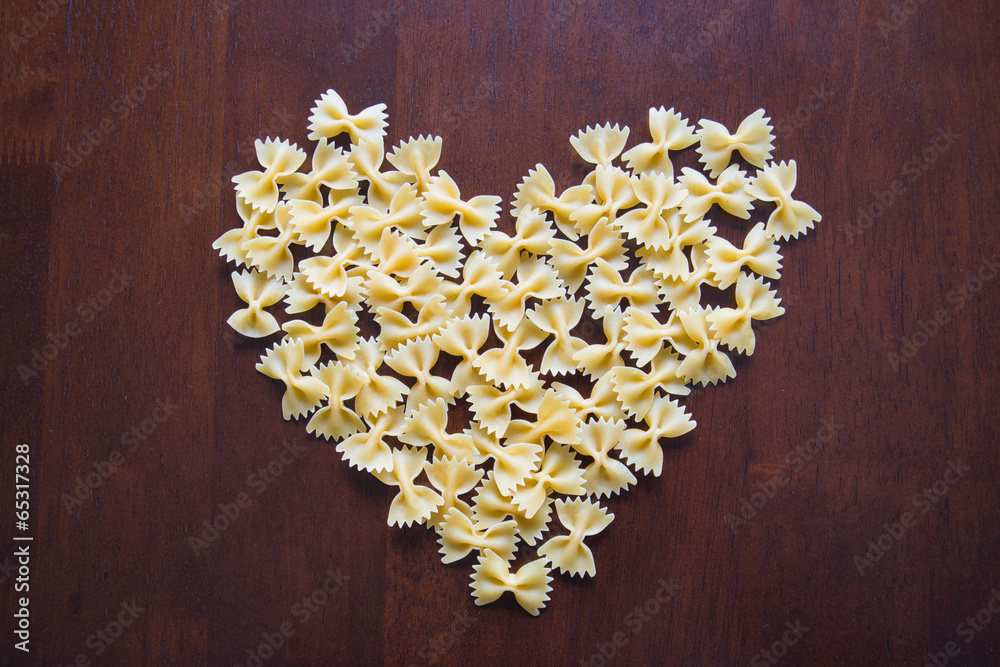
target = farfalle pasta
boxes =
[215,90,821,615]
[622,107,697,177]
[232,138,306,213]
[511,164,593,239]
[537,499,614,577]
[227,269,287,338]
[696,108,775,178]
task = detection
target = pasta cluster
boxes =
[213,90,820,615]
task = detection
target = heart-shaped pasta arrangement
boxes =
[213,90,820,615]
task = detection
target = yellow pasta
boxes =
[336,406,404,474]
[216,89,822,615]
[569,123,630,168]
[470,549,552,616]
[511,164,594,239]
[696,109,775,178]
[232,138,307,213]
[386,135,442,194]
[307,89,388,145]
[525,297,588,376]
[678,164,753,222]
[279,138,357,204]
[421,170,501,245]
[306,363,366,442]
[706,274,785,355]
[372,446,443,527]
[746,160,822,241]
[622,107,698,177]
[425,458,485,532]
[537,499,614,577]
[227,269,287,338]
[572,418,636,498]
[439,508,519,563]
[254,339,327,420]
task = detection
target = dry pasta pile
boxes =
[213,90,820,615]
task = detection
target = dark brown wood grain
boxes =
[1,1,999,665]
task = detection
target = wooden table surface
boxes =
[2,1,999,665]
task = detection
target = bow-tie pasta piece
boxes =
[279,138,358,205]
[425,457,486,532]
[622,307,676,367]
[283,271,338,315]
[677,164,753,223]
[672,306,737,386]
[538,499,614,578]
[384,336,453,414]
[341,337,409,420]
[345,183,427,257]
[282,301,360,367]
[614,172,688,249]
[421,170,501,245]
[618,397,696,477]
[525,297,589,376]
[432,314,492,397]
[213,198,278,268]
[622,107,698,177]
[746,160,822,241]
[296,224,369,298]
[336,405,405,474]
[288,191,364,252]
[548,217,628,293]
[504,390,582,448]
[570,165,639,234]
[467,373,546,437]
[610,348,689,420]
[473,313,547,390]
[347,136,411,211]
[375,293,452,354]
[367,228,426,279]
[467,424,543,497]
[227,269,287,338]
[634,209,716,282]
[585,258,661,318]
[307,89,388,145]
[511,164,594,240]
[373,446,444,527]
[551,371,628,424]
[439,508,519,564]
[655,243,723,313]
[242,202,302,281]
[306,362,367,442]
[418,223,466,279]
[399,398,483,463]
[570,123,630,168]
[255,339,328,420]
[441,250,507,318]
[511,443,586,519]
[704,221,783,288]
[572,418,637,498]
[480,207,556,279]
[364,264,444,314]
[706,274,785,355]
[386,135,443,194]
[471,472,554,547]
[233,138,307,213]
[471,549,553,616]
[696,109,775,178]
[572,307,629,380]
